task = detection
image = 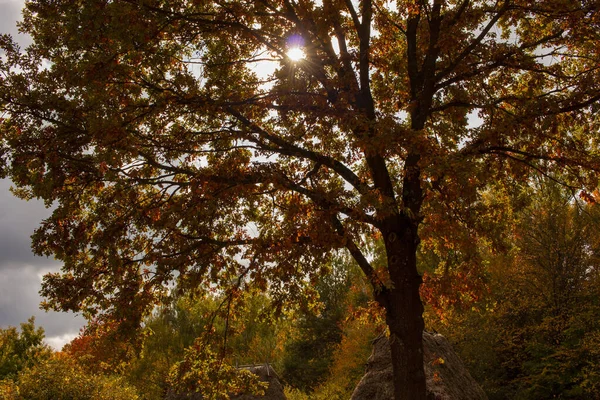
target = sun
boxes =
[287,47,305,61]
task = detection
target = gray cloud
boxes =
[0,1,31,48]
[0,262,83,336]
[0,179,85,349]
[0,180,56,266]
[0,1,83,350]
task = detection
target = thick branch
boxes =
[226,106,371,196]
[343,0,361,32]
[330,215,388,299]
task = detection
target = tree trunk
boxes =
[379,215,427,400]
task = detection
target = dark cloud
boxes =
[0,179,85,349]
[0,179,55,266]
[0,263,83,337]
[0,2,84,349]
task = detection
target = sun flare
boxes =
[287,47,305,61]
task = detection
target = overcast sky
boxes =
[1,0,86,350]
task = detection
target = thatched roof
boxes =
[350,332,488,400]
[231,365,287,400]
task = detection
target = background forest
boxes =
[2,179,600,400]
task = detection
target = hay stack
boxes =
[350,332,487,400]
[231,365,287,400]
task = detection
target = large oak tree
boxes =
[1,0,599,398]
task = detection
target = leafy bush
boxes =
[16,353,139,400]
[0,317,51,379]
[168,341,266,400]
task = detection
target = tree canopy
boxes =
[1,1,599,398]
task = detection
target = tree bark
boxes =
[377,214,427,400]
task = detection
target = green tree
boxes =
[501,182,600,399]
[515,181,599,316]
[433,180,600,399]
[126,289,280,399]
[15,353,140,400]
[0,317,51,380]
[2,1,600,398]
[289,271,382,400]
[280,257,352,391]
[282,256,380,399]
[167,341,267,400]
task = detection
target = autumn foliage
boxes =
[1,0,600,398]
